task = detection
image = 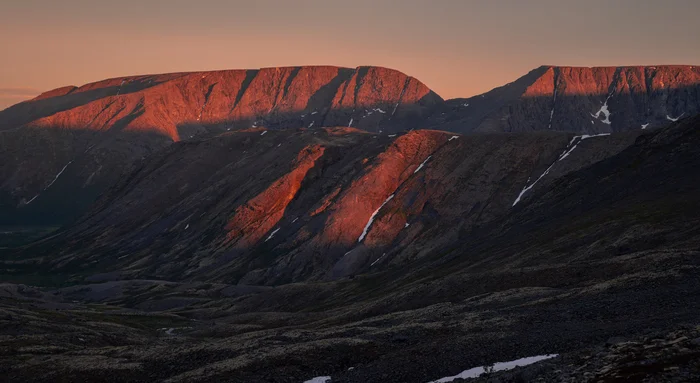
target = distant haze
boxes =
[1,0,699,109]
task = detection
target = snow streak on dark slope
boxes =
[0,66,440,226]
[428,65,700,134]
[1,65,699,229]
[17,125,646,285]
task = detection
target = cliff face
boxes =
[429,65,700,134]
[0,66,440,225]
[0,66,439,139]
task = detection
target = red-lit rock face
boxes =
[429,65,700,134]
[316,130,448,247]
[2,66,439,140]
[0,66,440,225]
[224,145,325,247]
[2,64,699,229]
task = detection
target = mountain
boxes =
[2,62,700,382]
[428,65,700,133]
[3,115,700,382]
[10,124,643,285]
[0,66,440,225]
[2,65,699,228]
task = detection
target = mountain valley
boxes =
[1,65,700,382]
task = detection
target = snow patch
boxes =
[448,136,459,141]
[641,123,650,130]
[590,94,613,125]
[558,133,610,161]
[358,194,394,242]
[365,108,388,118]
[388,134,397,137]
[260,130,267,136]
[512,161,556,207]
[348,118,353,127]
[413,156,432,174]
[265,228,281,242]
[184,224,190,230]
[547,89,557,129]
[303,377,330,383]
[116,80,126,95]
[512,133,611,206]
[311,111,318,115]
[427,354,558,383]
[308,121,315,128]
[391,102,400,116]
[667,113,684,122]
[370,253,387,267]
[404,222,410,228]
[462,103,469,107]
[45,161,73,190]
[25,194,40,205]
[292,217,299,223]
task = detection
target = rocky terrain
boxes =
[0,66,440,226]
[1,66,700,382]
[6,126,644,285]
[2,65,699,228]
[428,65,700,134]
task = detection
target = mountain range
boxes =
[2,64,700,382]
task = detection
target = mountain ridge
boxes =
[3,64,700,382]
[1,64,699,228]
[428,64,700,133]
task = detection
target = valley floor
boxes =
[2,245,699,382]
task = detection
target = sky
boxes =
[1,0,700,109]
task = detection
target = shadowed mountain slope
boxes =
[2,109,700,383]
[12,125,644,285]
[1,64,699,229]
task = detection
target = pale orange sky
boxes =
[2,0,699,110]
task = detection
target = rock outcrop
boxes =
[429,65,700,134]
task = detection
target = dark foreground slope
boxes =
[2,117,699,382]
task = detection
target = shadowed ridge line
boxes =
[229,69,260,115]
[353,66,371,107]
[281,67,303,105]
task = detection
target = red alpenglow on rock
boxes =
[1,66,440,141]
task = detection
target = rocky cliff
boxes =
[429,65,700,133]
[2,64,699,227]
[0,66,440,225]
